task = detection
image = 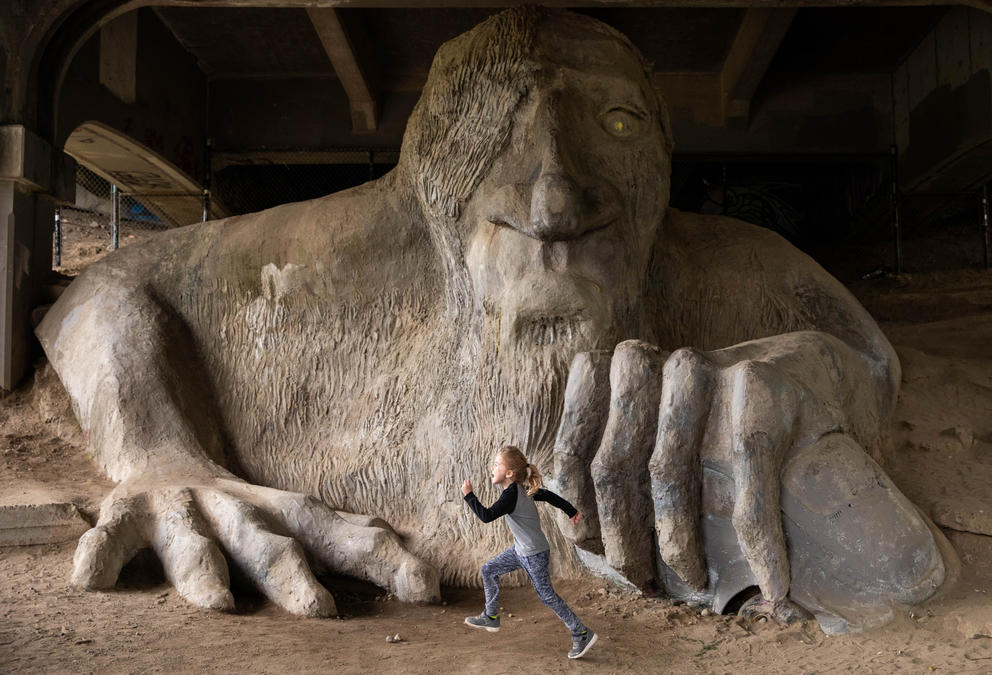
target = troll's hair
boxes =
[499,445,543,496]
[399,6,670,222]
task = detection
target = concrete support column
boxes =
[99,11,138,105]
[0,125,74,391]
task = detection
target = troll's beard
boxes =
[419,277,651,584]
[465,310,624,472]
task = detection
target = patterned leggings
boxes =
[481,547,585,635]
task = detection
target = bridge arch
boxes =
[64,120,223,227]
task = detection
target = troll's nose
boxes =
[529,172,583,241]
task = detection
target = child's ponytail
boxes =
[499,445,543,496]
[524,462,543,496]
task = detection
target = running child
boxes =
[461,444,598,660]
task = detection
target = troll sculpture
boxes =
[37,8,947,634]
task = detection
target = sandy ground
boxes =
[3,222,992,673]
[3,538,992,674]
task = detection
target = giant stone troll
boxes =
[37,7,948,634]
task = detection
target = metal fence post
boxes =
[890,146,902,274]
[983,183,990,270]
[54,206,62,268]
[110,183,120,250]
[202,188,211,223]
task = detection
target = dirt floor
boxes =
[3,537,992,674]
[3,221,992,673]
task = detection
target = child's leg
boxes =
[519,551,585,634]
[481,547,522,616]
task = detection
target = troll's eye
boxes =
[601,108,642,138]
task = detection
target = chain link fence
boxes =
[891,189,991,273]
[54,165,207,275]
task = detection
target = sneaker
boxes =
[568,629,598,659]
[464,612,500,632]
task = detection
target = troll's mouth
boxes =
[496,270,611,349]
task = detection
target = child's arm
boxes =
[534,488,579,518]
[463,484,518,523]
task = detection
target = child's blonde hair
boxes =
[499,445,542,496]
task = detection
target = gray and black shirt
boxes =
[464,483,578,557]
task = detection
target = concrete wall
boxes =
[0,126,71,388]
[894,6,992,192]
[665,72,893,155]
[209,79,417,152]
[57,8,208,184]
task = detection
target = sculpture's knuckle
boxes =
[369,528,392,548]
[301,495,323,510]
[589,459,610,485]
[229,499,262,525]
[591,449,622,475]
[613,339,664,369]
[282,492,313,511]
[734,358,779,385]
[734,430,775,456]
[272,535,302,559]
[732,503,762,534]
[77,526,108,552]
[614,338,649,355]
[666,347,706,373]
[647,453,667,478]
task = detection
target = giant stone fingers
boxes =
[197,490,337,617]
[649,348,713,591]
[249,486,441,604]
[70,478,442,617]
[552,350,612,552]
[591,340,667,589]
[71,493,146,590]
[726,360,798,602]
[150,488,234,611]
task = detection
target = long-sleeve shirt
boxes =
[464,482,578,557]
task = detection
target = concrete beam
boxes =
[719,8,797,126]
[0,126,54,193]
[212,148,400,172]
[306,8,378,134]
[99,11,138,104]
[64,121,224,224]
[145,1,992,9]
[0,184,53,391]
[1,125,73,390]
